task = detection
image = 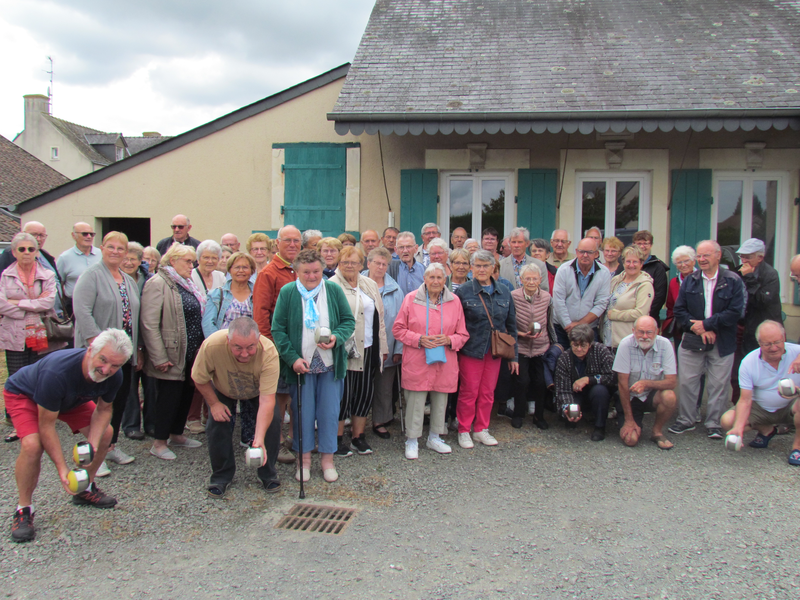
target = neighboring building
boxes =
[0,134,69,243]
[13,94,169,179]
[14,0,800,334]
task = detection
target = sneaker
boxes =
[350,435,373,455]
[277,446,295,464]
[668,422,695,435]
[334,440,353,458]
[405,438,419,460]
[96,461,111,477]
[186,421,205,434]
[72,483,117,508]
[473,430,498,446]
[11,507,34,543]
[458,432,474,449]
[591,427,606,442]
[106,447,135,465]
[168,437,202,448]
[695,414,702,423]
[426,436,452,454]
[707,428,724,440]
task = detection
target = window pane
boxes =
[718,180,743,249]
[615,181,640,246]
[752,180,778,264]
[450,180,473,238]
[481,180,505,237]
[582,182,606,240]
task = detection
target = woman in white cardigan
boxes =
[602,246,654,350]
[191,240,226,294]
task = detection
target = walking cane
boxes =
[296,377,305,500]
[395,365,405,436]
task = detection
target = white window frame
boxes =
[573,171,652,244]
[439,171,516,242]
[50,146,59,160]
[712,171,791,300]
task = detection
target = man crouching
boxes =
[4,329,133,542]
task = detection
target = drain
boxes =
[275,504,357,535]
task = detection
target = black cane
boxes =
[296,376,305,499]
[396,365,405,436]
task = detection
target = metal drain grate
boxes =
[275,504,357,535]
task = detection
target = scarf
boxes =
[161,266,207,312]
[296,279,323,329]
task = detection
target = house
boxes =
[14,0,800,332]
[13,94,170,179]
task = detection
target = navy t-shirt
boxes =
[4,348,122,413]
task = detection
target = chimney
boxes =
[23,94,50,133]
[142,131,161,138]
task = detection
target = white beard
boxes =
[88,369,111,383]
[636,338,654,351]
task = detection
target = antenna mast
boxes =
[46,56,54,115]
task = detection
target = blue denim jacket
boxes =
[202,279,254,338]
[454,278,518,361]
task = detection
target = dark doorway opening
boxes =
[102,218,151,246]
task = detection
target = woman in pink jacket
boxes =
[393,263,469,459]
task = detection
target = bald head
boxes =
[361,230,380,254]
[633,315,659,350]
[277,225,302,261]
[170,214,191,242]
[72,221,96,253]
[23,221,47,249]
[634,316,658,331]
[220,233,240,252]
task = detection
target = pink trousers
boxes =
[456,353,501,434]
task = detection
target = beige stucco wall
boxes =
[15,116,95,180]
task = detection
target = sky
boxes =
[0,0,376,141]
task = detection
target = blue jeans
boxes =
[292,370,343,455]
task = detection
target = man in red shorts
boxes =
[3,328,133,542]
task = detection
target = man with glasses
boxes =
[56,222,101,317]
[414,223,441,268]
[381,227,400,260]
[669,240,744,439]
[721,321,800,466]
[548,229,573,268]
[450,227,468,250]
[388,232,425,295]
[156,214,201,256]
[632,230,669,325]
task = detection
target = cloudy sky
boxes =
[0,0,375,141]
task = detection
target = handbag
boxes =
[681,331,714,352]
[424,292,446,365]
[477,293,516,360]
[33,277,74,343]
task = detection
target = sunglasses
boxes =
[78,232,96,237]
[16,247,37,253]
[171,225,186,230]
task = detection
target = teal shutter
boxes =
[669,169,712,273]
[400,170,438,235]
[795,200,800,306]
[517,169,557,241]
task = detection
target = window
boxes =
[50,147,59,160]
[440,172,515,241]
[116,147,125,161]
[574,172,651,246]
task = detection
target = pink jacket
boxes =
[0,263,58,352]
[393,284,469,393]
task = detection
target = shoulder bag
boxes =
[424,292,446,364]
[478,293,516,360]
[42,280,74,343]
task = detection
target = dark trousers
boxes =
[513,355,546,420]
[494,359,512,404]
[206,391,281,486]
[153,359,196,440]
[121,369,157,436]
[573,384,611,429]
[110,362,133,444]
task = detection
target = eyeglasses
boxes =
[452,261,470,267]
[791,274,799,282]
[473,263,492,270]
[570,341,590,349]
[339,260,361,267]
[675,259,694,267]
[576,250,595,255]
[279,238,301,245]
[230,265,251,271]
[77,231,96,237]
[551,239,569,245]
[171,225,186,230]
[29,233,47,239]
[16,247,36,253]
[758,340,783,349]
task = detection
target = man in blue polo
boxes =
[56,221,101,317]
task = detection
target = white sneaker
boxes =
[96,461,111,477]
[458,432,474,449]
[106,447,135,465]
[473,430,498,446]
[426,436,452,454]
[405,438,419,460]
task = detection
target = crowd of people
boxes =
[3,215,800,544]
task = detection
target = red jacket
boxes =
[252,257,296,340]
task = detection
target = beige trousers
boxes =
[404,390,448,439]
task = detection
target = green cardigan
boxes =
[271,280,355,383]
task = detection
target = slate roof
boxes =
[331,0,800,129]
[0,134,69,208]
[0,211,20,243]
[43,115,112,166]
[125,135,171,155]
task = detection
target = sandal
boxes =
[5,430,19,443]
[207,483,228,498]
[650,434,674,450]
[749,427,777,449]
[372,424,391,439]
[788,449,800,466]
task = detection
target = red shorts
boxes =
[4,390,96,439]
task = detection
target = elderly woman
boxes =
[246,233,272,279]
[330,246,388,456]
[121,242,149,296]
[143,246,161,275]
[192,240,226,294]
[365,247,404,439]
[454,250,518,448]
[446,248,471,292]
[338,233,357,247]
[464,238,480,257]
[0,233,61,442]
[141,244,205,460]
[302,229,323,250]
[602,246,654,350]
[554,324,616,441]
[72,231,141,471]
[663,245,697,343]
[511,264,552,430]
[216,246,233,274]
[427,238,451,276]
[271,249,355,483]
[393,263,469,458]
[530,238,557,292]
[601,237,624,276]
[317,237,343,279]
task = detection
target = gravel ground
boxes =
[1,410,798,600]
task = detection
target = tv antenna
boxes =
[46,56,54,115]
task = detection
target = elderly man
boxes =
[613,316,678,450]
[3,329,133,542]
[155,214,201,255]
[450,227,468,250]
[669,240,744,438]
[721,321,800,466]
[632,230,669,325]
[735,239,781,354]
[381,227,400,260]
[302,229,322,250]
[498,226,549,292]
[548,229,573,267]
[56,222,101,317]
[389,231,425,295]
[414,223,441,268]
[220,233,240,252]
[551,237,611,348]
[192,318,282,496]
[360,229,380,268]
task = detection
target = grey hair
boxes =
[424,262,447,277]
[427,237,450,253]
[464,238,478,248]
[696,240,722,253]
[531,238,551,252]
[509,227,530,242]
[227,317,261,341]
[671,245,696,264]
[551,229,570,241]
[127,241,144,260]
[755,320,785,343]
[11,232,38,252]
[90,329,134,361]
[397,231,416,243]
[421,223,440,235]
[196,239,222,259]
[519,264,541,279]
[471,249,496,267]
[568,324,595,346]
[302,229,322,245]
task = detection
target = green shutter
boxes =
[400,170,438,235]
[795,200,800,306]
[517,169,557,241]
[669,169,712,273]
